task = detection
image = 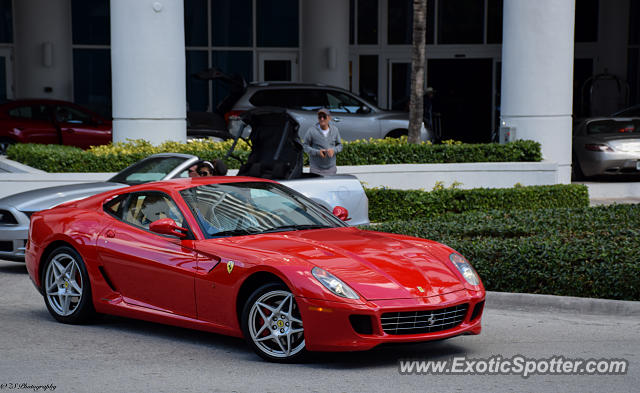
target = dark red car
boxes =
[0,99,112,154]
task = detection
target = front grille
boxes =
[0,241,13,252]
[381,304,468,335]
[0,210,18,224]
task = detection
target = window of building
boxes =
[349,0,355,45]
[257,0,298,47]
[185,0,208,47]
[359,55,378,105]
[72,49,111,118]
[71,0,110,45]
[211,50,252,107]
[487,0,503,44]
[212,0,252,47]
[0,0,12,43]
[388,0,412,45]
[358,0,378,45]
[575,0,598,43]
[437,0,484,44]
[186,50,209,111]
[630,0,640,45]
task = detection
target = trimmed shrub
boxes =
[6,138,541,172]
[363,204,640,301]
[366,184,590,222]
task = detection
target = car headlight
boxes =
[311,267,359,299]
[449,253,480,286]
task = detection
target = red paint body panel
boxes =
[25,178,485,353]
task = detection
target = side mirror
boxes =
[149,218,188,238]
[332,206,350,221]
[357,105,371,114]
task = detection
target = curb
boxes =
[486,291,640,317]
[0,156,46,174]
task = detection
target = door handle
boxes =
[106,230,115,238]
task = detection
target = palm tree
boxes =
[408,0,427,144]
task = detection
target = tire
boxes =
[241,283,307,362]
[572,154,586,181]
[385,129,408,139]
[42,246,94,324]
[0,138,16,155]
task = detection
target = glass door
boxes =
[258,52,298,82]
[387,59,412,111]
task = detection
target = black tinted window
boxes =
[8,105,49,121]
[249,89,326,110]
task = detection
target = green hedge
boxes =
[363,204,640,301]
[366,184,590,222]
[6,138,542,173]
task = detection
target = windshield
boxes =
[109,156,192,185]
[587,119,640,135]
[180,182,346,238]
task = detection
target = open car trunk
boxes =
[229,107,304,180]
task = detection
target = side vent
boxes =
[98,266,117,291]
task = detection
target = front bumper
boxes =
[0,206,29,261]
[298,289,484,352]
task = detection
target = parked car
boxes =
[25,176,485,362]
[0,108,369,261]
[196,67,431,142]
[0,99,112,154]
[572,117,640,179]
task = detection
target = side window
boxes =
[8,105,49,120]
[326,91,363,114]
[121,192,186,231]
[103,194,127,219]
[294,90,326,111]
[8,106,33,119]
[54,105,92,124]
[249,90,283,107]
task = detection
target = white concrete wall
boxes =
[300,0,349,88]
[13,0,73,100]
[500,0,575,185]
[110,0,187,145]
[0,161,558,198]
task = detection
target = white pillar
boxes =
[111,0,186,145]
[300,0,349,88]
[13,0,73,100]
[500,0,575,184]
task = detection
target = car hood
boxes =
[203,227,464,300]
[0,182,126,212]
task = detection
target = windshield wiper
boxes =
[260,224,332,234]
[210,228,261,237]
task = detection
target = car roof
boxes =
[247,82,347,91]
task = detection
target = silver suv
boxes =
[196,68,431,141]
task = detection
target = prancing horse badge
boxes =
[227,261,235,274]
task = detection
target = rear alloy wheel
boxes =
[241,283,306,362]
[43,246,94,324]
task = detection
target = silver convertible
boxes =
[0,109,369,261]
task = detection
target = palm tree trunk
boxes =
[408,0,427,144]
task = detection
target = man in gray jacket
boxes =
[302,108,343,175]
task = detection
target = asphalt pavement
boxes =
[0,259,638,393]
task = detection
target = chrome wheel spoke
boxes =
[45,252,84,317]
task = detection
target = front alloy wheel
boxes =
[242,283,306,362]
[43,246,94,323]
